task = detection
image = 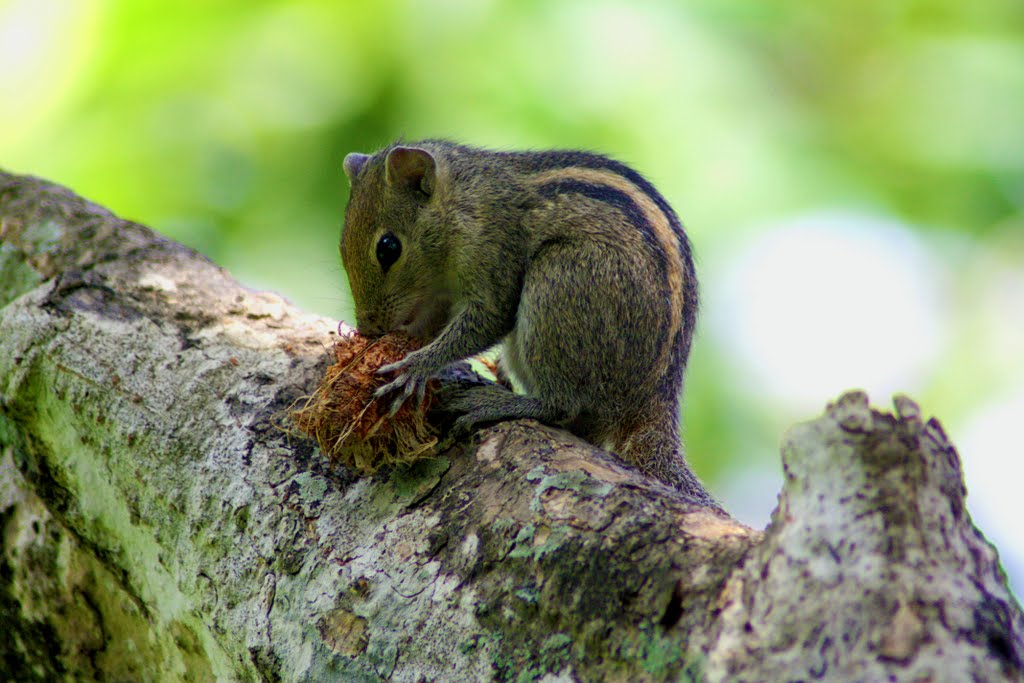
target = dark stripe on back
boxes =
[525,150,699,366]
[520,152,689,252]
[535,179,665,260]
[536,177,672,357]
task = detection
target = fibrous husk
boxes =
[291,332,440,474]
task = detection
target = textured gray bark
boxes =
[1,171,1021,682]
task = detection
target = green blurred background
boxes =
[2,0,1022,596]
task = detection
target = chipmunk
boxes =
[340,140,715,506]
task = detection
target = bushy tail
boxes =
[614,411,719,509]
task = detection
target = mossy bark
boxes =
[1,172,1021,682]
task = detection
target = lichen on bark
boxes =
[1,171,1022,681]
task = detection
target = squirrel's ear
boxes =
[343,153,370,182]
[385,146,436,196]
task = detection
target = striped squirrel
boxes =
[340,140,715,506]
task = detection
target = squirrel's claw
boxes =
[374,372,412,416]
[374,367,431,417]
[377,356,412,377]
[373,355,413,413]
[451,412,480,438]
[442,387,495,437]
[383,376,413,416]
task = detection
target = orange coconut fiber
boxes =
[291,332,440,474]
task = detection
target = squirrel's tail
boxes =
[612,410,719,509]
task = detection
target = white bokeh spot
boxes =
[710,211,947,409]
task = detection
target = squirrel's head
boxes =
[340,144,454,341]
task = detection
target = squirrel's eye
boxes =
[376,232,402,273]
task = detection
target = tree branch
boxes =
[1,171,1021,681]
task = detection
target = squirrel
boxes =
[340,139,715,506]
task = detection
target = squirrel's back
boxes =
[413,139,698,371]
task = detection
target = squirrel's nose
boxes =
[357,323,384,338]
[356,314,385,338]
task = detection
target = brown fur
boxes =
[341,140,714,506]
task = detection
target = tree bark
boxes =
[1,171,1021,682]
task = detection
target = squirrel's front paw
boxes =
[375,357,432,416]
